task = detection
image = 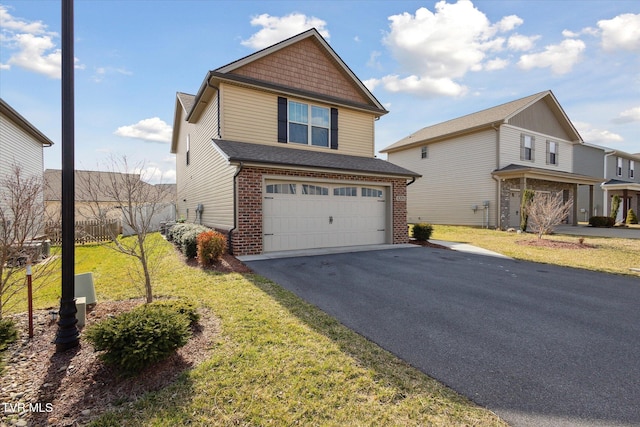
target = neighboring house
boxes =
[44,169,176,226]
[600,149,640,222]
[171,29,419,255]
[381,91,603,230]
[0,98,53,234]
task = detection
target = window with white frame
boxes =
[630,160,635,179]
[186,134,190,166]
[421,146,428,159]
[361,187,383,198]
[617,157,623,177]
[521,134,534,161]
[266,183,296,194]
[302,184,329,195]
[547,141,558,165]
[333,186,357,197]
[288,101,330,147]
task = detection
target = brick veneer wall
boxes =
[500,178,575,229]
[231,166,409,255]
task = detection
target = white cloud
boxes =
[114,117,172,143]
[574,121,624,144]
[507,33,540,51]
[241,13,329,49]
[0,5,82,78]
[136,165,175,185]
[517,38,585,75]
[374,1,526,97]
[368,74,467,98]
[598,13,640,52]
[613,106,640,124]
[92,66,133,83]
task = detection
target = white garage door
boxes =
[263,180,387,252]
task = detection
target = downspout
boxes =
[492,122,501,229]
[228,162,244,255]
[406,177,416,186]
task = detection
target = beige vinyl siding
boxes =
[388,129,497,227]
[508,99,572,140]
[500,124,573,173]
[221,83,375,157]
[175,95,235,229]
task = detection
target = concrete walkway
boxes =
[555,224,640,239]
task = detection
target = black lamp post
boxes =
[54,0,79,351]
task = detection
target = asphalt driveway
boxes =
[245,246,640,427]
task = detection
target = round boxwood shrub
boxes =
[85,304,191,374]
[412,223,434,241]
[589,216,615,228]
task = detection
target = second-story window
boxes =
[521,134,534,162]
[289,101,330,147]
[546,141,558,165]
[421,146,428,159]
[186,134,190,166]
[617,157,623,177]
[630,160,635,179]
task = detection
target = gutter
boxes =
[228,161,244,255]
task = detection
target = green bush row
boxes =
[167,223,211,259]
[589,216,615,227]
[85,299,198,374]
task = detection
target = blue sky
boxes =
[1,0,638,183]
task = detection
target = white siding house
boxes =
[382,91,602,230]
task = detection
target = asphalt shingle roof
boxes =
[213,139,420,178]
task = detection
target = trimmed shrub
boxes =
[148,299,200,326]
[0,318,18,351]
[627,209,638,225]
[611,194,621,219]
[85,304,190,374]
[412,223,434,241]
[520,189,535,232]
[197,230,227,267]
[166,223,211,258]
[589,216,615,228]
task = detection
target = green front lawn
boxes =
[5,235,507,426]
[430,225,640,276]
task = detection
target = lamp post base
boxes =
[54,298,79,352]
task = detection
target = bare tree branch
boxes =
[525,191,573,239]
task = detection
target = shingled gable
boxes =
[170,92,195,154]
[187,28,387,122]
[381,90,582,154]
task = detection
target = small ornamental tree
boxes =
[610,195,621,220]
[525,191,573,239]
[520,189,535,232]
[627,209,638,225]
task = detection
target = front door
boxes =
[509,190,520,229]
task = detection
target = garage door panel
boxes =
[264,181,387,252]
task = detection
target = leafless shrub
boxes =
[525,191,573,239]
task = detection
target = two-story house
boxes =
[600,149,640,222]
[381,91,602,230]
[170,29,419,256]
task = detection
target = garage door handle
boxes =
[329,216,333,224]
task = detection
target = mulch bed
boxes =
[516,238,596,249]
[409,239,452,250]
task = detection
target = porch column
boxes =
[623,189,629,222]
[572,184,578,226]
[589,185,594,218]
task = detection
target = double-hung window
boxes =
[521,134,534,162]
[421,146,428,159]
[617,157,623,177]
[546,141,558,165]
[288,101,330,147]
[630,160,635,179]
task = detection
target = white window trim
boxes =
[288,101,331,147]
[617,157,623,177]
[521,134,535,162]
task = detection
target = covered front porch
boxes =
[601,180,640,223]
[492,164,603,230]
